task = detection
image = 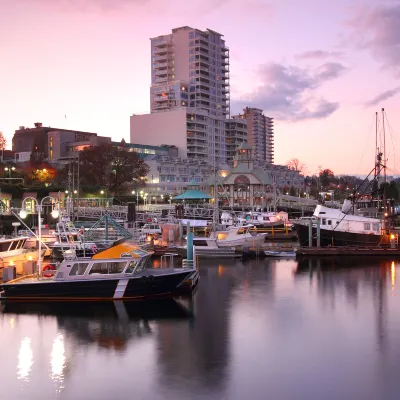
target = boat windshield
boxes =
[88,261,129,275]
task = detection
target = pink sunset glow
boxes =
[1,0,399,175]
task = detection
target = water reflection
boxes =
[3,258,400,399]
[17,337,33,382]
[50,333,66,392]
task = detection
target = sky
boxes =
[1,0,399,176]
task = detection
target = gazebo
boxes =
[172,189,211,201]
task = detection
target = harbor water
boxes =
[1,257,400,400]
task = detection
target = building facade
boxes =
[226,115,248,164]
[131,26,230,167]
[12,122,97,160]
[141,144,303,198]
[232,108,274,165]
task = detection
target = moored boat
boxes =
[0,242,195,301]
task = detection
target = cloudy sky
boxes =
[1,0,399,175]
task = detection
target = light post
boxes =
[4,165,15,179]
[19,196,59,277]
[139,190,144,207]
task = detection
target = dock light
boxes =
[43,168,47,172]
[9,261,14,266]
[384,212,388,217]
[51,209,59,219]
[100,190,104,195]
[132,190,135,195]
[28,256,33,261]
[73,190,77,194]
[391,234,395,240]
[65,190,69,194]
[19,209,27,219]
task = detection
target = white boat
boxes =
[175,237,239,258]
[212,224,267,247]
[264,250,296,257]
[237,211,287,228]
[49,220,98,260]
[0,236,44,273]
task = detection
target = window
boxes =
[364,223,371,230]
[69,263,89,276]
[328,220,332,225]
[125,261,137,274]
[193,240,209,246]
[89,262,127,275]
[373,223,380,232]
[9,240,19,251]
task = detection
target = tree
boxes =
[78,144,150,195]
[0,131,6,151]
[319,169,335,188]
[286,158,306,174]
[27,166,57,186]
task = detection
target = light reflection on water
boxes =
[50,333,66,392]
[17,337,33,382]
[2,257,400,400]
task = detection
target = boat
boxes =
[0,242,195,301]
[212,224,267,247]
[293,109,395,248]
[175,237,240,259]
[293,201,386,247]
[264,250,296,257]
[237,211,287,228]
[0,236,44,273]
[49,219,99,260]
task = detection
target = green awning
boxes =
[172,190,211,200]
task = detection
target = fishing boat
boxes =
[175,237,240,259]
[0,242,195,301]
[264,250,296,258]
[293,201,386,247]
[293,109,395,247]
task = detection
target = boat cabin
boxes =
[0,237,29,253]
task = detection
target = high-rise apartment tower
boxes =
[131,26,230,166]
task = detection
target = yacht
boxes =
[0,242,195,301]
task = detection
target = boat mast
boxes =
[382,108,388,231]
[375,111,378,178]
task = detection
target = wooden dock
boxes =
[296,246,400,257]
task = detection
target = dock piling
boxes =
[308,220,312,247]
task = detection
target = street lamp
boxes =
[4,166,16,179]
[19,196,59,277]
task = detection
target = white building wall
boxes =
[130,108,187,158]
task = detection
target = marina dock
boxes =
[296,246,400,257]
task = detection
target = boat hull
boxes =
[0,270,193,301]
[174,247,239,258]
[264,251,296,257]
[293,223,383,247]
[217,234,267,247]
